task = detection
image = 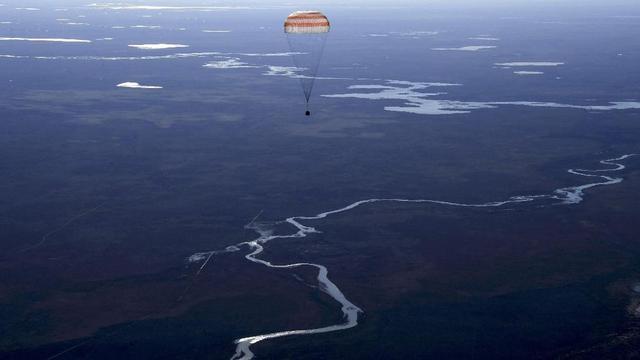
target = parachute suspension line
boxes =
[285,32,328,103]
[307,32,328,103]
[284,10,330,113]
[285,34,304,100]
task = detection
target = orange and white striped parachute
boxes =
[284,11,330,34]
[283,11,330,115]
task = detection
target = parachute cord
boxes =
[306,32,328,102]
[285,32,329,107]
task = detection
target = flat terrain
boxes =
[1,1,640,359]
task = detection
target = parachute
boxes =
[284,11,330,116]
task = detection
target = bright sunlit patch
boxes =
[432,46,496,51]
[130,25,161,29]
[128,43,188,50]
[263,65,305,77]
[491,101,640,110]
[187,252,211,263]
[495,61,564,67]
[203,57,260,69]
[323,80,640,115]
[0,37,91,43]
[239,52,305,57]
[0,51,305,62]
[514,71,544,75]
[116,81,162,89]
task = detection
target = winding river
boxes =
[187,154,637,360]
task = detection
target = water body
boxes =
[2,1,640,358]
[188,154,637,360]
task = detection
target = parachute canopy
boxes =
[284,11,330,34]
[283,11,330,114]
